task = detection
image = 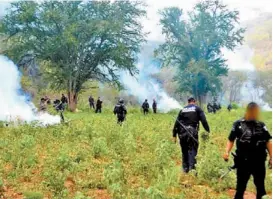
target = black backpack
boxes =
[114,104,124,115]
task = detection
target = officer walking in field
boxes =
[152,99,157,114]
[207,103,213,113]
[227,104,232,112]
[173,97,210,173]
[53,99,65,122]
[61,94,68,104]
[142,99,149,115]
[223,102,272,199]
[95,97,103,113]
[89,95,95,109]
[114,99,127,125]
[61,94,68,109]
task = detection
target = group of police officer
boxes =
[41,94,272,199]
[88,96,103,113]
[173,98,272,199]
[113,98,157,125]
[39,94,68,122]
[113,97,272,199]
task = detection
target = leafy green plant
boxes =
[231,103,240,109]
[91,137,109,159]
[0,108,271,198]
[23,191,43,199]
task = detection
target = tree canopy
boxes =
[155,0,245,105]
[1,1,146,111]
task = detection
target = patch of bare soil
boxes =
[1,184,23,199]
[93,190,111,199]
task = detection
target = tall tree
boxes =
[1,1,146,111]
[155,0,245,106]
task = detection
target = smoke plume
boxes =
[0,55,60,125]
[223,45,271,110]
[120,62,182,112]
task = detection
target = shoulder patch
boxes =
[182,106,196,113]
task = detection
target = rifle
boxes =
[220,152,237,180]
[172,116,199,145]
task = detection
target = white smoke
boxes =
[120,63,182,112]
[222,45,272,111]
[0,55,60,125]
[222,45,255,71]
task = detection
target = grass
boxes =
[0,108,271,199]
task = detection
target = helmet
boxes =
[119,98,124,104]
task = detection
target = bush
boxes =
[23,192,43,199]
[91,137,109,158]
[231,103,240,109]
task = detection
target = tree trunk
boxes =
[197,94,206,109]
[68,91,78,112]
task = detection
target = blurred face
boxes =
[245,105,260,120]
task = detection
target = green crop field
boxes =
[0,108,271,199]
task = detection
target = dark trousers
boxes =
[60,111,64,122]
[117,116,125,125]
[143,109,149,115]
[95,107,102,113]
[234,160,266,199]
[153,108,157,113]
[89,103,95,109]
[179,137,198,173]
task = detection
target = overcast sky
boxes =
[0,0,272,70]
[142,0,272,41]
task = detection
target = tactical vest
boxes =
[236,120,267,160]
[115,105,125,117]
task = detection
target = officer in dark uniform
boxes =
[61,94,68,104]
[223,102,272,199]
[207,103,213,113]
[95,97,103,113]
[142,99,149,115]
[61,94,68,109]
[89,96,95,109]
[227,104,232,112]
[113,99,127,125]
[212,102,218,113]
[53,99,65,122]
[173,97,210,173]
[152,99,157,114]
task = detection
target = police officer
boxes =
[223,102,272,199]
[142,99,149,115]
[89,96,95,109]
[207,103,213,113]
[61,94,68,109]
[53,99,65,122]
[114,99,127,125]
[227,104,232,112]
[95,97,103,113]
[39,98,47,112]
[61,94,68,104]
[152,99,157,114]
[173,97,210,173]
[212,102,218,113]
